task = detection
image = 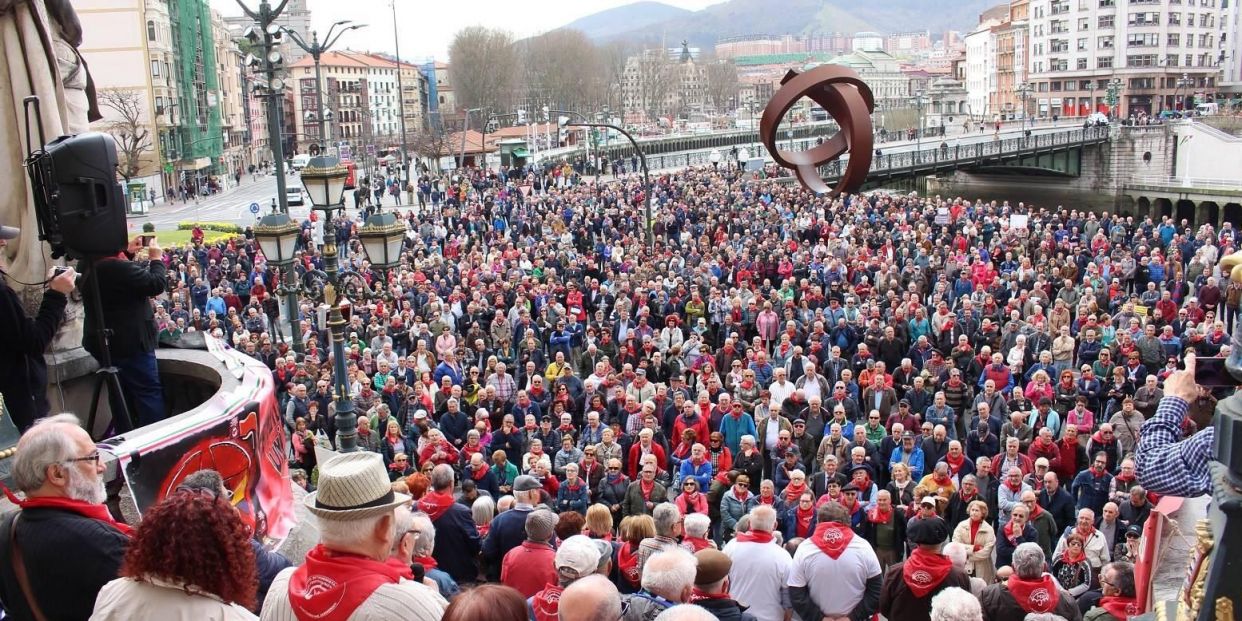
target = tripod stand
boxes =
[79,257,135,439]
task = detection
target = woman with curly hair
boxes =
[90,488,258,619]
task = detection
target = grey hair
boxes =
[942,541,970,569]
[430,463,455,491]
[960,474,977,486]
[408,511,437,557]
[496,495,516,512]
[179,469,226,495]
[930,586,983,621]
[683,513,711,538]
[12,414,84,492]
[561,574,622,621]
[654,604,718,621]
[318,510,391,549]
[471,495,495,527]
[1021,615,1069,621]
[749,505,778,533]
[641,547,697,600]
[1107,561,1137,598]
[391,506,415,554]
[1012,542,1047,579]
[653,503,682,537]
[739,434,755,446]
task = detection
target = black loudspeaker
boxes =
[40,132,129,259]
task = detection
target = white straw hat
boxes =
[305,452,410,520]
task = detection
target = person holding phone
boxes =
[0,224,78,431]
[81,234,168,428]
[1134,352,1214,497]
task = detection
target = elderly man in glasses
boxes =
[0,414,130,620]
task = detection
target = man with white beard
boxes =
[0,414,130,619]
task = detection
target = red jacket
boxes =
[628,442,667,479]
[990,452,1035,476]
[500,541,557,598]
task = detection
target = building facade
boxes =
[1026,0,1227,118]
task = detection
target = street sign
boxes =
[163,162,174,173]
[366,144,377,156]
[249,202,261,215]
[340,146,353,162]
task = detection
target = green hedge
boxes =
[177,221,245,234]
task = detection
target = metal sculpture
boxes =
[760,66,875,196]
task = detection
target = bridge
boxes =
[629,124,1111,189]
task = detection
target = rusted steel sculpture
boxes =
[760,66,875,196]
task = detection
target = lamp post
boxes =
[913,90,927,159]
[565,120,652,250]
[549,110,595,175]
[390,0,410,186]
[1084,81,1095,117]
[1106,78,1123,120]
[1016,82,1032,135]
[1176,72,1194,115]
[260,155,405,452]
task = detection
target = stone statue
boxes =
[0,0,99,394]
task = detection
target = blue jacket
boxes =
[719,413,757,455]
[678,459,713,491]
[1071,469,1113,514]
[430,503,481,583]
[889,445,927,480]
[481,505,533,575]
[433,361,463,387]
[556,480,590,514]
[251,539,293,610]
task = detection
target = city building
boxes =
[223,0,311,64]
[887,31,935,57]
[1220,0,1240,94]
[994,0,1030,120]
[852,31,886,52]
[78,0,169,199]
[828,49,910,109]
[288,51,369,154]
[1026,0,1227,118]
[621,43,708,123]
[212,10,246,183]
[964,4,1013,122]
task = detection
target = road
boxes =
[128,172,409,231]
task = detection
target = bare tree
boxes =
[98,89,153,184]
[411,127,453,160]
[519,29,604,114]
[705,60,739,113]
[448,26,520,114]
[599,40,633,115]
[633,49,678,123]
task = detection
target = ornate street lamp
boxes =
[300,155,348,209]
[253,210,300,267]
[357,212,406,270]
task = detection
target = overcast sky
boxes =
[212,0,724,62]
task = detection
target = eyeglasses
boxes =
[65,452,100,466]
[736,483,749,488]
[608,467,621,471]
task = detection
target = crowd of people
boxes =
[1,159,1229,621]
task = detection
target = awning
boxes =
[512,148,530,157]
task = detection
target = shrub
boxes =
[177,221,244,234]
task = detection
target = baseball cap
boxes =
[555,535,602,580]
[919,496,939,507]
[1126,524,1142,538]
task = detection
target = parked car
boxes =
[286,186,304,206]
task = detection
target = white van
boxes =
[291,154,310,170]
[1195,103,1219,116]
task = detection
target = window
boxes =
[1078,58,1089,69]
[1168,33,1181,46]
[1168,11,1181,23]
[1128,33,1160,46]
[1100,0,1114,5]
[1129,77,1155,88]
[1079,17,1090,30]
[1099,35,1115,48]
[1099,14,1115,27]
[1052,58,1069,71]
[1078,37,1089,50]
[151,60,160,77]
[1166,54,1181,66]
[1051,81,1063,91]
[147,20,156,42]
[1052,39,1070,52]
[1126,54,1158,66]
[1129,11,1160,24]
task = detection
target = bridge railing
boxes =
[1130,176,1241,190]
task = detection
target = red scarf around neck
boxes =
[783,481,808,505]
[1002,520,1025,545]
[3,487,132,536]
[1060,545,1086,565]
[640,479,655,500]
[809,522,855,559]
[944,452,965,474]
[617,542,640,586]
[1004,478,1023,493]
[289,545,411,621]
[1076,523,1096,541]
[416,490,455,521]
[866,505,892,524]
[903,548,954,598]
[795,505,815,538]
[1005,573,1060,614]
[412,554,438,570]
[1098,596,1140,619]
[735,529,774,544]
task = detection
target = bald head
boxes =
[559,574,622,621]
